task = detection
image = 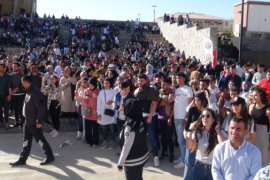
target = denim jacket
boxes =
[114,92,135,120]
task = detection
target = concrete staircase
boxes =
[145,33,167,44]
[118,30,132,49]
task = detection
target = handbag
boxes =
[85,107,92,117]
[104,108,115,116]
[103,90,115,117]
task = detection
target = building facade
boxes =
[0,0,37,17]
[234,1,270,37]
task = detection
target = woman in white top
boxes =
[186,108,226,180]
[97,78,116,149]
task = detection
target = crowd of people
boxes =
[1,14,270,180]
[163,13,191,26]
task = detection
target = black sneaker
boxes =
[9,158,26,166]
[40,156,55,165]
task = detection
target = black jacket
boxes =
[117,99,149,167]
[24,85,46,125]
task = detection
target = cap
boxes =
[230,97,246,105]
[108,63,115,68]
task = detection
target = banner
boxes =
[203,39,213,65]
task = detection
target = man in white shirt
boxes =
[173,72,193,168]
[212,116,261,180]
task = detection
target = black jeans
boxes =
[116,118,125,135]
[84,120,99,146]
[124,164,144,180]
[49,100,61,130]
[159,120,174,157]
[0,95,9,125]
[12,94,25,124]
[20,124,54,160]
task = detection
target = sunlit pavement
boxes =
[0,132,183,180]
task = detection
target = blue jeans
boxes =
[192,162,213,180]
[145,116,159,157]
[174,118,186,161]
[101,124,115,141]
[183,148,196,180]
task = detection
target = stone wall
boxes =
[157,20,218,64]
[0,0,35,17]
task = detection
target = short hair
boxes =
[199,78,210,84]
[230,116,248,129]
[21,75,32,84]
[163,78,172,85]
[230,88,240,94]
[0,63,6,68]
[176,72,186,79]
[120,81,130,89]
[138,73,148,80]
[12,62,20,67]
[230,64,236,69]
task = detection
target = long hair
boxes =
[51,75,59,87]
[194,91,209,108]
[194,108,218,155]
[254,86,268,105]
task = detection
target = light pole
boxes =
[239,0,244,64]
[152,5,157,23]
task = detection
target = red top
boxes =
[258,79,270,103]
[82,88,99,121]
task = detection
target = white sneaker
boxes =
[52,130,60,138]
[154,156,160,167]
[173,157,182,164]
[50,129,56,136]
[174,162,185,169]
[76,131,82,139]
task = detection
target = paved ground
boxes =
[0,131,183,180]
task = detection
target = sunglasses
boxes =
[201,114,211,119]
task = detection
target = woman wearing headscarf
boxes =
[82,77,100,147]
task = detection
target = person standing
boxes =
[157,78,175,162]
[117,99,149,180]
[252,64,266,85]
[0,63,11,127]
[173,72,193,168]
[211,116,261,180]
[82,77,100,147]
[249,86,269,167]
[113,81,135,134]
[258,69,270,103]
[10,75,54,166]
[41,75,64,138]
[134,73,160,167]
[10,62,25,127]
[97,78,117,149]
[59,66,77,121]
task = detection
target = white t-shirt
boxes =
[209,86,220,105]
[174,85,193,119]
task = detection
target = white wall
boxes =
[157,20,217,64]
[248,4,270,32]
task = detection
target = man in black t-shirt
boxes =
[0,63,11,127]
[134,73,160,167]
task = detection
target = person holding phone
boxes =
[185,108,226,180]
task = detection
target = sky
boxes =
[37,0,270,21]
